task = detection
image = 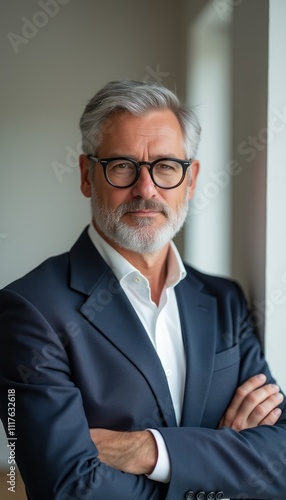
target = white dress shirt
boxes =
[88,224,187,482]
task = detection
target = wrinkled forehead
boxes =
[98,109,185,154]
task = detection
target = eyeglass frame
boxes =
[87,155,192,189]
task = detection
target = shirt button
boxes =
[133,276,141,283]
[165,369,172,378]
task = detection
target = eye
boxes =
[154,160,181,174]
[116,162,133,169]
[157,163,175,170]
[107,158,136,182]
[108,160,135,173]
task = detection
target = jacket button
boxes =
[196,492,206,500]
[215,492,224,500]
[206,493,215,500]
[185,492,195,500]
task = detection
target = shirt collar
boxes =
[87,224,186,289]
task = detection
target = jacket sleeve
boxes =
[0,289,161,500]
[158,283,286,500]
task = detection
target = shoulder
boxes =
[1,227,92,300]
[0,227,107,310]
[2,251,70,302]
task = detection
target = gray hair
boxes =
[79,80,201,159]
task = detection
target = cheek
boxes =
[173,185,190,209]
[157,186,186,207]
[93,184,132,209]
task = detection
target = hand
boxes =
[90,428,158,475]
[218,374,284,430]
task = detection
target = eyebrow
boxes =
[101,153,182,160]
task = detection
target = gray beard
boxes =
[91,186,189,254]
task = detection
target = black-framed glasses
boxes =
[87,156,192,189]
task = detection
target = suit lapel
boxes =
[69,229,217,428]
[175,274,217,426]
[69,229,177,427]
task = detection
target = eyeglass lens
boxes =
[106,159,184,188]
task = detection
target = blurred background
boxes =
[1,0,286,497]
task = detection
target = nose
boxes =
[131,165,157,199]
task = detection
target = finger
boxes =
[218,375,267,428]
[238,384,280,415]
[221,383,280,429]
[248,392,284,427]
[225,373,266,421]
[259,407,282,426]
[233,374,268,405]
[229,389,283,430]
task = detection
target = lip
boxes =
[127,210,160,216]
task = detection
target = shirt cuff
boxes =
[145,429,171,483]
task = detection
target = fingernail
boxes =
[274,392,284,400]
[274,408,282,416]
[257,374,266,381]
[271,384,279,391]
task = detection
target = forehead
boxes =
[98,109,184,153]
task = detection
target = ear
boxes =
[188,160,200,200]
[79,154,92,198]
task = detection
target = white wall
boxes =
[231,0,269,326]
[265,0,286,389]
[232,0,286,393]
[0,0,185,289]
[184,0,232,277]
[184,0,286,395]
[0,0,185,469]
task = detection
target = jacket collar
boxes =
[69,228,177,426]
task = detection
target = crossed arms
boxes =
[90,374,284,476]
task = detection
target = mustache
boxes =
[116,199,170,216]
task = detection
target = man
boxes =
[0,80,285,500]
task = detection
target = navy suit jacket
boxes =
[0,228,286,499]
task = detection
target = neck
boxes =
[120,246,169,306]
[94,223,169,306]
